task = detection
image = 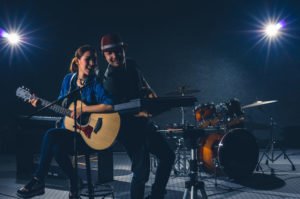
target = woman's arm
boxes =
[70,104,113,119]
[82,104,113,113]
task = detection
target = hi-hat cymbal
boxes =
[242,100,278,109]
[165,85,201,95]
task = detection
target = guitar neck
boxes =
[38,98,71,117]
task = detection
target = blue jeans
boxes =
[118,117,175,199]
[34,128,91,190]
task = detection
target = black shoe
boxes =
[145,193,165,199]
[69,178,83,199]
[145,195,164,199]
[17,178,45,198]
[69,191,81,199]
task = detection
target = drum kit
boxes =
[154,86,295,187]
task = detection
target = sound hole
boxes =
[76,113,90,126]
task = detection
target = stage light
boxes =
[1,29,22,46]
[0,19,40,65]
[265,23,282,37]
[3,32,21,45]
[0,27,30,65]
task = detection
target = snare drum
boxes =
[198,128,258,179]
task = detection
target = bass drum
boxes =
[198,128,258,180]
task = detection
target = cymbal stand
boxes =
[180,91,186,125]
[175,91,189,176]
[181,106,185,125]
[256,116,295,173]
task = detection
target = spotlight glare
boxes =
[5,33,21,45]
[265,23,282,37]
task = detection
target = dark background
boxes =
[1,0,300,152]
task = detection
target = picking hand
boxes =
[70,107,83,119]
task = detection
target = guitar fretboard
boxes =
[39,98,72,117]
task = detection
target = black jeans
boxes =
[34,128,91,190]
[118,116,175,199]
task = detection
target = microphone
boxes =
[94,66,100,77]
[94,66,103,82]
[142,76,158,97]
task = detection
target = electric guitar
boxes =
[16,86,121,150]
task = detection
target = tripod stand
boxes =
[256,116,295,173]
[183,127,207,199]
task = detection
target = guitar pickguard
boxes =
[76,124,93,139]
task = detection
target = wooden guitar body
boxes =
[64,101,121,150]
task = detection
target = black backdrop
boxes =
[1,0,300,152]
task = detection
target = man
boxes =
[100,33,175,199]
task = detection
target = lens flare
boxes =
[4,32,21,45]
[265,23,282,37]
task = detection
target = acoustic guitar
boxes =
[16,86,121,150]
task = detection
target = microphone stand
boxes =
[28,78,98,199]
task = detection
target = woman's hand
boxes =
[28,94,39,107]
[70,107,84,119]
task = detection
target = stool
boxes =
[79,150,115,199]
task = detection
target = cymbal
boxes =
[165,85,201,95]
[242,100,278,109]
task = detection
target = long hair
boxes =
[69,45,97,73]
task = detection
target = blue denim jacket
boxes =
[58,73,113,106]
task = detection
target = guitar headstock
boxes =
[16,86,33,102]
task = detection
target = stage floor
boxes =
[1,150,300,199]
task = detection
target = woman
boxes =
[17,45,113,199]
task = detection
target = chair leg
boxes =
[85,154,94,199]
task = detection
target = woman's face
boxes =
[77,51,96,77]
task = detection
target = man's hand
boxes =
[134,111,152,118]
[148,93,158,98]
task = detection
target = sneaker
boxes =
[17,178,45,198]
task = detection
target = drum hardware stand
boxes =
[173,91,189,176]
[183,127,207,199]
[256,116,295,173]
[174,138,189,176]
[212,158,219,187]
